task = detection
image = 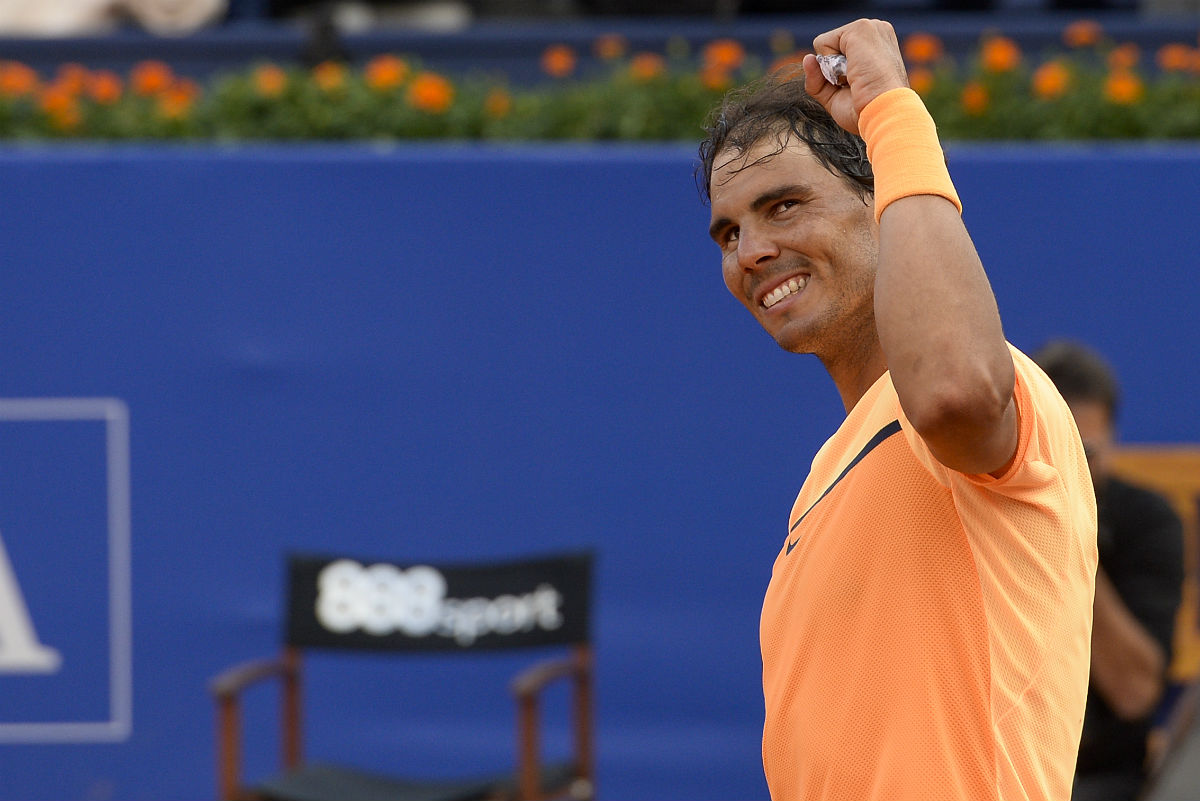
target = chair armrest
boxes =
[510,647,594,800]
[209,657,291,700]
[510,657,584,699]
[210,652,303,801]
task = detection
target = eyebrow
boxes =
[708,183,813,242]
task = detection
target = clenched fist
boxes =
[802,19,910,136]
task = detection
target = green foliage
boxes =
[0,29,1198,142]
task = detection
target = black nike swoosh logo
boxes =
[785,419,902,555]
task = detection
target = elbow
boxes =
[895,350,1016,473]
[1091,635,1168,722]
[903,369,1013,445]
[1108,673,1166,722]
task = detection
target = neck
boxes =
[822,341,887,414]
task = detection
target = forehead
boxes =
[709,136,839,210]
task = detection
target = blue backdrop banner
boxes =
[0,143,1196,801]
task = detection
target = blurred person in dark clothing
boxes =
[1035,340,1184,801]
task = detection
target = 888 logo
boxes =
[313,559,566,645]
[316,560,448,637]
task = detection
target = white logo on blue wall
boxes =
[316,560,564,646]
[0,529,61,673]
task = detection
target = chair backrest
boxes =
[1111,446,1200,683]
[284,550,593,653]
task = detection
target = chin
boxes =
[772,333,815,355]
[768,322,816,355]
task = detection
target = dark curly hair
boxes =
[697,68,873,205]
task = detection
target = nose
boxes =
[736,225,779,273]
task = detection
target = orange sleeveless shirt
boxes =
[760,346,1097,800]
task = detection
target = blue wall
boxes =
[0,143,1196,801]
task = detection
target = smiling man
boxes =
[700,20,1098,801]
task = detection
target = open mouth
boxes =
[762,276,808,310]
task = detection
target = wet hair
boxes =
[1032,340,1121,421]
[697,68,874,205]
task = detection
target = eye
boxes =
[773,199,799,215]
[717,226,739,250]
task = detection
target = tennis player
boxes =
[700,19,1098,800]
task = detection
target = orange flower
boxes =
[52,107,82,131]
[157,93,190,119]
[365,54,408,92]
[130,60,174,96]
[48,105,81,131]
[158,80,199,119]
[768,51,807,76]
[253,63,287,98]
[0,61,40,98]
[1103,70,1143,104]
[1156,43,1193,72]
[1032,60,1071,100]
[55,63,90,95]
[38,84,82,131]
[176,77,200,100]
[483,87,511,118]
[406,71,454,113]
[541,44,576,79]
[961,81,989,116]
[593,34,628,61]
[980,35,1021,73]
[1063,19,1102,49]
[1107,43,1139,71]
[700,63,733,92]
[629,52,666,82]
[38,84,75,116]
[908,66,935,96]
[85,70,123,105]
[312,61,347,92]
[702,38,746,71]
[902,33,944,65]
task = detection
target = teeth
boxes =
[763,277,807,309]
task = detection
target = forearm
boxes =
[862,92,1015,473]
[874,198,1013,430]
[1091,567,1167,721]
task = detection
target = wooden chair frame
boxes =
[210,551,595,801]
[211,643,594,801]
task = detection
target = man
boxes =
[699,20,1098,800]
[1034,341,1184,801]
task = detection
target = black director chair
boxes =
[209,551,595,801]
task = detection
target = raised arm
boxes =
[803,20,1017,476]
